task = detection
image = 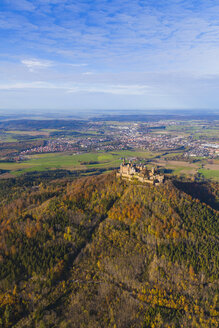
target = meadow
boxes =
[0,120,218,181]
[0,148,218,181]
[0,150,162,176]
[198,168,219,180]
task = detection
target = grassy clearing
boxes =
[193,130,219,138]
[165,125,194,131]
[5,130,50,136]
[154,160,219,180]
[151,159,201,177]
[162,152,184,159]
[0,150,162,175]
[198,169,219,181]
[165,124,219,139]
[0,148,217,180]
[0,134,18,143]
[163,165,198,176]
[41,129,62,132]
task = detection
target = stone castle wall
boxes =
[117,162,164,185]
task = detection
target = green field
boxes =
[198,168,219,181]
[0,134,18,142]
[5,130,49,135]
[164,123,219,139]
[0,145,218,181]
[0,150,162,176]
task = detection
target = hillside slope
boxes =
[0,173,218,327]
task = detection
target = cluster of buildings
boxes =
[116,134,188,151]
[20,139,79,155]
[117,160,165,185]
[184,143,219,158]
[16,121,218,160]
[19,137,115,155]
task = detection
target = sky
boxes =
[0,0,219,112]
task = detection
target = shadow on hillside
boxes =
[173,180,218,211]
[0,169,10,175]
[162,168,174,174]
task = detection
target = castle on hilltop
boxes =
[116,160,164,185]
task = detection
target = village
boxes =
[18,121,219,159]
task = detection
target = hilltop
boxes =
[0,172,218,327]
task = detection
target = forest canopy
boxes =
[0,172,218,327]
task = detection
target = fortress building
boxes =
[116,160,164,185]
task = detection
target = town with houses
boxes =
[18,120,219,160]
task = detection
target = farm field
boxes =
[0,148,218,181]
[198,168,219,180]
[5,130,50,136]
[0,117,218,181]
[164,123,219,139]
[0,129,100,143]
[0,134,18,143]
[150,159,219,181]
[0,150,162,176]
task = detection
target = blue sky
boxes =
[0,0,219,112]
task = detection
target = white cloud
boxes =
[1,0,219,109]
[5,0,35,12]
[0,80,151,95]
[0,81,64,90]
[67,84,151,95]
[21,59,53,71]
[69,63,88,67]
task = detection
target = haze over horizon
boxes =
[1,0,219,112]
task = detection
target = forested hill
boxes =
[0,173,218,327]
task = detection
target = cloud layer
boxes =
[0,0,219,110]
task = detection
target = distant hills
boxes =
[0,120,86,131]
[92,113,219,122]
